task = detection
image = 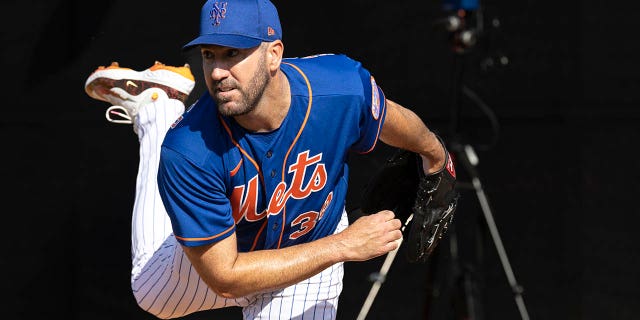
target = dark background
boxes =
[3,0,639,319]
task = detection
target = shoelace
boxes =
[106,105,134,124]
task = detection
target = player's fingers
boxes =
[388,229,403,242]
[389,217,402,230]
[376,209,396,220]
[383,233,403,251]
[380,217,402,234]
[378,228,402,250]
[355,210,395,229]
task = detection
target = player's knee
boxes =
[132,289,178,319]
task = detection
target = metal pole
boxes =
[356,215,413,320]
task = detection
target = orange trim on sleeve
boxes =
[175,224,235,242]
[359,91,387,154]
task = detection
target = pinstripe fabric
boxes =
[129,96,349,319]
[242,212,348,320]
[130,97,247,318]
[131,94,180,272]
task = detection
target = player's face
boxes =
[200,44,270,117]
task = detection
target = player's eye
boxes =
[226,49,239,58]
[201,49,214,60]
[200,47,245,66]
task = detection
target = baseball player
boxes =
[85,0,454,319]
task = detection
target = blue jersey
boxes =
[158,54,387,251]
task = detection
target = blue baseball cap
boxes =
[183,0,282,50]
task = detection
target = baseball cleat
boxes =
[85,61,195,125]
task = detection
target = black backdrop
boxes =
[3,0,639,319]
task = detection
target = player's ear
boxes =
[266,40,284,72]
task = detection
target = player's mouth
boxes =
[215,86,235,101]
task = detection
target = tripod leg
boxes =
[356,214,413,320]
[458,144,530,320]
[356,236,404,320]
[424,227,457,320]
[427,220,484,320]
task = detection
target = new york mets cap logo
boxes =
[183,0,282,50]
[209,2,227,26]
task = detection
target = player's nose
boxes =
[209,64,230,81]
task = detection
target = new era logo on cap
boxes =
[183,0,282,50]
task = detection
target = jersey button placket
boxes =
[265,151,275,178]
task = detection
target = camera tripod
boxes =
[356,6,530,320]
[424,7,530,320]
[424,139,530,320]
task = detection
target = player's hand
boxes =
[336,210,402,261]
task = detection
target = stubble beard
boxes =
[216,58,270,117]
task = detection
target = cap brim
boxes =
[182,34,263,51]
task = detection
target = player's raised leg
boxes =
[85,62,252,318]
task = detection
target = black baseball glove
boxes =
[359,138,459,263]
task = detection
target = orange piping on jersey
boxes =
[175,224,235,242]
[249,220,268,251]
[219,114,264,183]
[230,158,243,177]
[359,90,387,154]
[276,62,313,248]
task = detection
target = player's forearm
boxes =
[190,233,346,299]
[380,99,445,172]
[186,211,400,298]
[226,235,347,297]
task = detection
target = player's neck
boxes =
[234,70,290,133]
